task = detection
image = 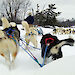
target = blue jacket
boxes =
[25,15,34,24]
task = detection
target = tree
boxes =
[0,0,31,22]
[34,4,61,27]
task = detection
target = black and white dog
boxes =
[40,33,74,64]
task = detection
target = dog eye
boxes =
[55,46,58,49]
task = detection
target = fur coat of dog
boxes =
[0,17,20,68]
[21,21,38,49]
[0,30,18,66]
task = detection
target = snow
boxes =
[34,55,75,75]
[0,25,75,75]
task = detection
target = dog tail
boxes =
[1,17,10,29]
[21,21,30,33]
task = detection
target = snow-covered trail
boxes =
[0,25,75,75]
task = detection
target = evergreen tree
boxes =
[34,4,61,28]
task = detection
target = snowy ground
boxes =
[0,25,75,75]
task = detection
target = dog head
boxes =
[10,22,16,27]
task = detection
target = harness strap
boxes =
[12,36,42,67]
[42,45,48,66]
[29,32,36,36]
[5,27,15,33]
[20,38,40,50]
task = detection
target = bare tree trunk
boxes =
[1,0,31,21]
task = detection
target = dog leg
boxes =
[25,38,30,50]
[12,51,17,62]
[7,42,18,70]
[3,51,12,70]
[30,36,37,48]
[0,51,12,69]
[7,51,18,70]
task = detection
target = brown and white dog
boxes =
[21,21,38,49]
[0,17,20,68]
[0,30,18,65]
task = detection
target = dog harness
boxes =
[3,27,15,38]
[45,38,54,45]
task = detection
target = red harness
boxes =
[45,38,54,45]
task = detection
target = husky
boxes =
[0,30,18,68]
[21,21,38,49]
[0,17,20,68]
[40,33,74,64]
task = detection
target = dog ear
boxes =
[1,17,10,29]
[21,21,30,33]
